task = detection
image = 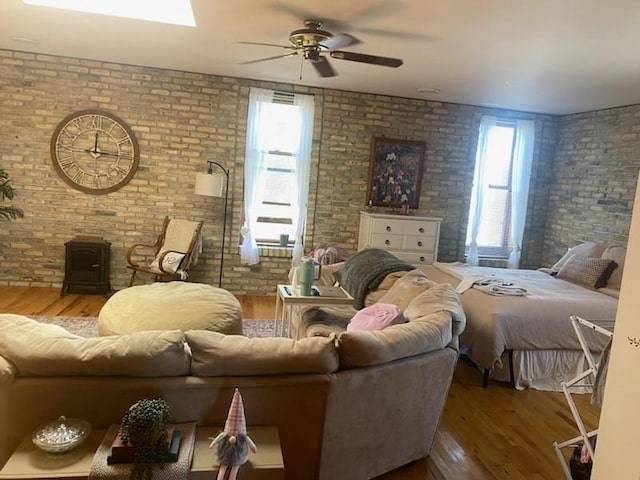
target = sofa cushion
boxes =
[338,311,453,369]
[404,283,467,338]
[186,330,339,376]
[337,283,465,368]
[601,245,626,290]
[0,314,191,377]
[556,255,616,289]
[377,269,437,310]
[347,303,406,331]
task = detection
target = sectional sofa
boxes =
[0,276,464,480]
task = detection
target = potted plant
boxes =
[0,168,24,222]
[119,399,171,480]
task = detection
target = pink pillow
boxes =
[347,303,407,331]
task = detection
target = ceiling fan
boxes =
[238,19,403,78]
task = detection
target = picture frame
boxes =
[366,137,425,210]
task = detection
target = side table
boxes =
[0,426,283,480]
[274,284,354,338]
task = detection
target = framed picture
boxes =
[366,137,425,209]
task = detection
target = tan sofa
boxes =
[0,280,464,480]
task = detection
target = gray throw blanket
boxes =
[336,248,414,309]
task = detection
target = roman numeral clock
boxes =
[50,109,140,194]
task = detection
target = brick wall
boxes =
[0,48,603,295]
[542,105,640,267]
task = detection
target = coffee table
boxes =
[274,284,354,338]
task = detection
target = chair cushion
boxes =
[162,218,201,253]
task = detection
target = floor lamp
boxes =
[195,161,230,288]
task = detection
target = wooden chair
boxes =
[126,216,204,287]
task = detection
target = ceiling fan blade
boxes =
[239,52,298,65]
[319,33,360,51]
[237,41,296,50]
[330,51,403,68]
[311,56,336,77]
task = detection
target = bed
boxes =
[418,250,621,391]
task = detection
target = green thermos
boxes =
[299,256,321,296]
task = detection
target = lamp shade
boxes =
[195,172,224,198]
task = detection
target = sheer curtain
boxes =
[240,87,272,265]
[290,94,314,267]
[506,119,535,269]
[467,115,497,266]
[240,87,314,266]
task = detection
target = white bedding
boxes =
[420,264,618,373]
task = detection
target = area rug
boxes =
[27,316,276,338]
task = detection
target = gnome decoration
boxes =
[209,389,257,480]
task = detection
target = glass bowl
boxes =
[32,416,91,453]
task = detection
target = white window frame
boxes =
[240,88,314,266]
[465,116,534,268]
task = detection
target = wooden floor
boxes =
[0,286,600,479]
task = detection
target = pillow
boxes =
[312,243,351,265]
[601,246,626,289]
[377,269,437,310]
[150,250,185,273]
[551,242,607,272]
[347,303,406,331]
[556,255,616,289]
[363,270,411,306]
[598,287,620,299]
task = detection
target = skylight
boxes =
[23,0,196,27]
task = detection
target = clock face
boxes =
[50,109,140,194]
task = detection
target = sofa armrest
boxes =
[0,355,16,385]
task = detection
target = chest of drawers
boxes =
[357,212,441,265]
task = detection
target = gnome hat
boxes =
[223,389,247,436]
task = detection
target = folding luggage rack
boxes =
[553,315,615,479]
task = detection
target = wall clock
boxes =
[50,109,140,194]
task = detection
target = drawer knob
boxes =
[385,225,392,232]
[418,227,425,233]
[92,264,100,268]
[417,241,423,247]
[419,256,425,262]
[385,239,391,245]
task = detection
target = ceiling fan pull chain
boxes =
[299,54,304,80]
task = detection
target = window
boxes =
[466,116,535,266]
[240,88,314,266]
[251,99,301,242]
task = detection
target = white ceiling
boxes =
[1,0,639,115]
